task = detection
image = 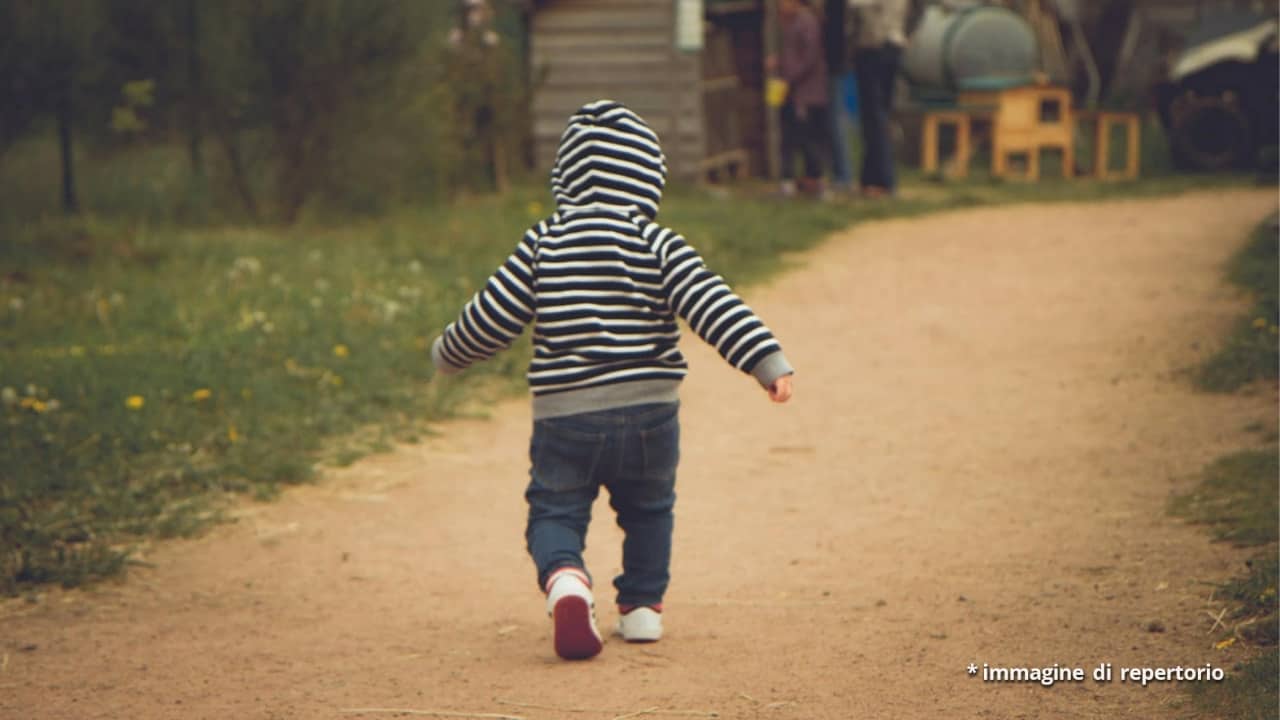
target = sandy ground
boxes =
[2,189,1276,720]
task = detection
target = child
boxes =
[431,100,794,660]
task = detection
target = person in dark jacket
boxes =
[852,0,908,197]
[771,0,830,198]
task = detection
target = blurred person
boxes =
[851,0,908,198]
[448,0,499,48]
[446,0,508,191]
[770,0,830,198]
[824,0,856,193]
[430,100,795,661]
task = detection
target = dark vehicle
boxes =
[1154,13,1279,171]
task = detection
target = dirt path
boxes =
[3,190,1276,720]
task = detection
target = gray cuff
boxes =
[431,336,464,375]
[750,350,794,389]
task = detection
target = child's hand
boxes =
[768,374,793,403]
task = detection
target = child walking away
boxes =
[431,100,795,660]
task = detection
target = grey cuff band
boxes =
[431,336,464,375]
[750,350,794,389]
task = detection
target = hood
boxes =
[550,100,667,220]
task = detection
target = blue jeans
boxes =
[829,74,855,187]
[525,402,679,608]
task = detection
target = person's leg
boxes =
[605,403,679,610]
[828,75,854,189]
[525,412,620,660]
[878,45,903,193]
[779,102,800,194]
[525,416,608,592]
[797,105,828,196]
[854,49,886,191]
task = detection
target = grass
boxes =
[1194,215,1280,392]
[1172,214,1279,720]
[0,199,545,594]
[0,142,1267,595]
[1170,450,1278,720]
[1189,650,1279,720]
[1169,450,1280,546]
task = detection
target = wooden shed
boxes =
[524,0,773,182]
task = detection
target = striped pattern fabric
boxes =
[435,100,786,400]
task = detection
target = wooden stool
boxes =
[921,111,973,178]
[1080,111,1141,180]
[961,83,1074,181]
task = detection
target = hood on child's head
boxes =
[550,99,667,220]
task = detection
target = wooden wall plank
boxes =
[531,0,708,180]
[534,9,669,31]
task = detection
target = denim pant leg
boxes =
[605,403,679,608]
[855,46,901,192]
[802,106,829,181]
[829,74,854,187]
[524,416,607,591]
[780,102,801,181]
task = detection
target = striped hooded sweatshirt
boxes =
[431,100,793,419]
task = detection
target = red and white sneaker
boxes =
[544,568,602,660]
[616,605,663,643]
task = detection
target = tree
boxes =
[236,0,430,222]
[0,0,101,214]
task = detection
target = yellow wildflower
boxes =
[192,388,212,402]
[1253,317,1268,329]
[125,395,145,410]
[527,200,544,217]
[19,397,36,409]
[228,424,240,443]
[333,344,350,358]
[30,400,47,413]
[1214,637,1235,650]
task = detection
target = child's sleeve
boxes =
[431,228,537,375]
[654,228,794,388]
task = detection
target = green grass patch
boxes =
[0,168,1264,594]
[1194,215,1280,392]
[0,199,541,593]
[1216,556,1279,646]
[1177,212,1279,719]
[1186,552,1278,720]
[1189,649,1279,720]
[1171,448,1278,719]
[1170,448,1280,546]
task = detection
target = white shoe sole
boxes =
[616,607,663,643]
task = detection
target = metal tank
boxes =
[903,3,1040,92]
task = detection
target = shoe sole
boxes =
[553,595,602,660]
[621,634,660,643]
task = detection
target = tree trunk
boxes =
[186,0,205,178]
[214,119,259,221]
[57,88,78,215]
